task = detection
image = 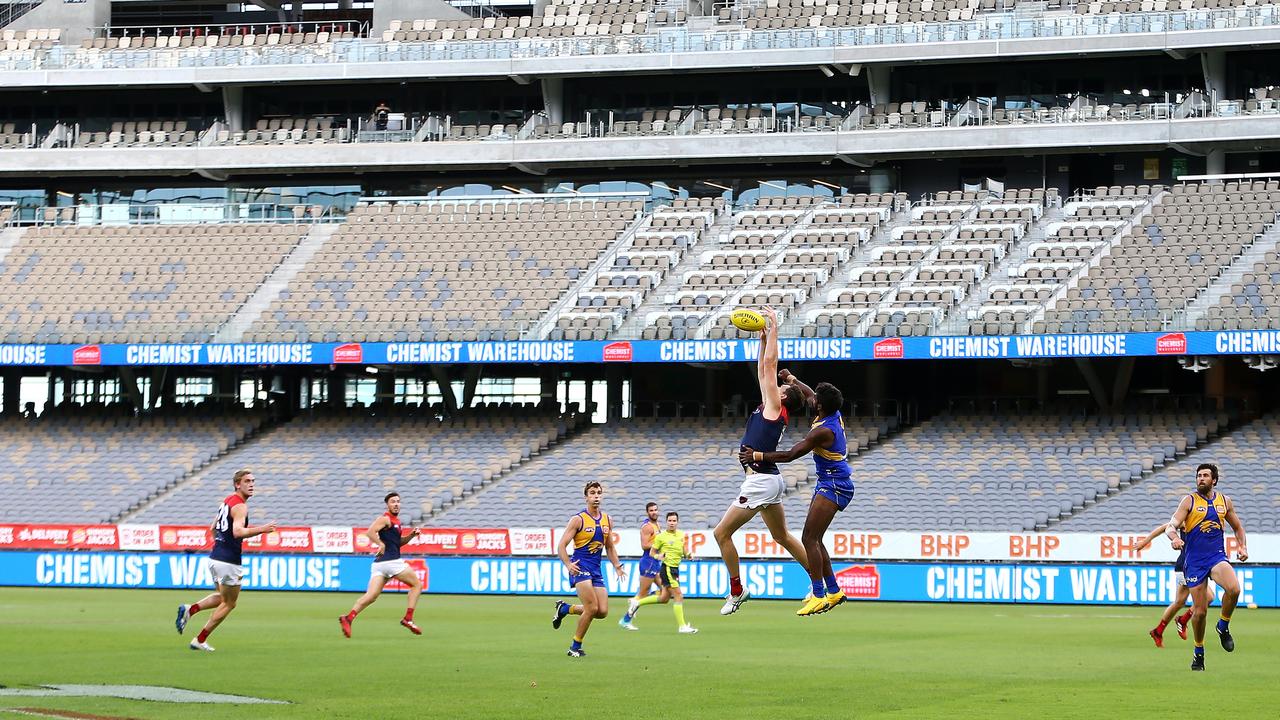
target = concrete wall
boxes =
[372,0,467,32]
[6,0,109,45]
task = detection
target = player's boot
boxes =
[720,588,751,616]
[1190,653,1205,671]
[824,590,847,611]
[1217,626,1235,652]
[1149,628,1164,648]
[552,601,570,629]
[189,640,215,652]
[339,615,352,638]
[401,619,423,635]
[619,614,638,631]
[566,647,586,658]
[678,624,699,634]
[796,594,830,617]
[1175,613,1190,640]
[627,597,640,618]
[175,604,190,634]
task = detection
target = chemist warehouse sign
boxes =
[0,331,1278,367]
[0,552,1275,606]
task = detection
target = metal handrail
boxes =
[0,0,41,30]
[0,6,1275,72]
[20,202,346,226]
[92,20,370,39]
[11,97,1278,153]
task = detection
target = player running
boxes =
[625,511,699,634]
[1134,522,1192,648]
[1165,463,1249,671]
[552,482,626,657]
[739,371,851,616]
[620,501,663,630]
[339,492,424,638]
[174,469,276,651]
[715,306,808,616]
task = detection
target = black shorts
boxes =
[659,564,680,588]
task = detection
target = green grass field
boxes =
[1,588,1277,719]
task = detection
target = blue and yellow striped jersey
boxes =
[570,509,611,566]
[811,411,851,481]
[1182,491,1228,565]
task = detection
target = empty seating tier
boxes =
[0,409,265,523]
[0,224,307,344]
[245,198,641,343]
[435,414,894,528]
[785,410,1223,532]
[1041,181,1280,334]
[1059,412,1274,533]
[132,408,572,525]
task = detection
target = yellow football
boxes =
[730,308,767,332]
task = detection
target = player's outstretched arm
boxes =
[738,425,833,466]
[1223,497,1249,562]
[1134,523,1168,552]
[1166,496,1192,547]
[231,503,276,539]
[558,516,582,574]
[758,307,782,420]
[779,368,816,410]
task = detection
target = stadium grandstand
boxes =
[1,0,1279,541]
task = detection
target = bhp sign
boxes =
[332,343,363,363]
[873,338,904,359]
[1156,333,1187,355]
[72,345,102,365]
[836,565,880,599]
[602,341,633,362]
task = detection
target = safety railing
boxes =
[91,20,369,41]
[22,202,346,226]
[11,95,1272,154]
[0,6,1276,72]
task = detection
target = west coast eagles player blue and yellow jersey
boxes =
[811,411,852,482]
[1181,491,1229,586]
[570,509,612,572]
[638,518,662,578]
[811,411,854,511]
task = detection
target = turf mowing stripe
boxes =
[3,708,141,720]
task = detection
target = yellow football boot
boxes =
[796,594,831,616]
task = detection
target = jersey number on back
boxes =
[214,504,231,533]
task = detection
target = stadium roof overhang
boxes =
[1,25,1277,90]
[3,115,1278,179]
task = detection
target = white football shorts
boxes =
[733,472,787,509]
[208,559,245,587]
[371,559,411,578]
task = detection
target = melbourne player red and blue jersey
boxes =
[210,494,246,565]
[740,405,788,475]
[375,512,403,561]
